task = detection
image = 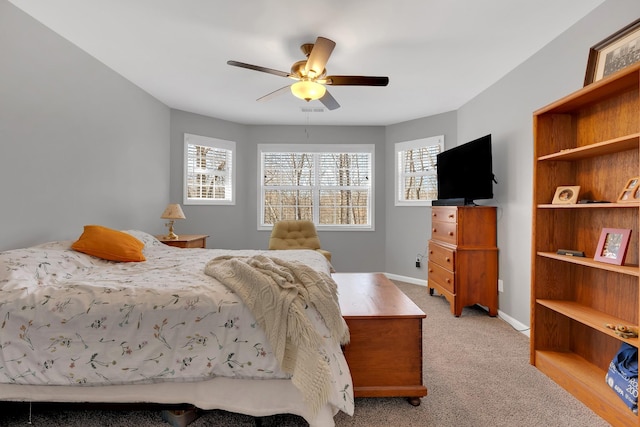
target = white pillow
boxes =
[122,230,163,248]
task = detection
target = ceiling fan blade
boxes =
[305,37,336,78]
[319,90,340,110]
[257,85,291,102]
[227,60,292,78]
[326,75,389,86]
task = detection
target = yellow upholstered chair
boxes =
[268,220,331,262]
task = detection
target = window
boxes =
[259,144,374,230]
[184,133,235,205]
[395,135,444,206]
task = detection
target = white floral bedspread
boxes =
[0,231,353,415]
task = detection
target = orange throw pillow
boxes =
[71,225,146,262]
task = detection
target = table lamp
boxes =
[161,204,186,240]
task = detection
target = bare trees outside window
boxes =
[260,145,373,229]
[395,136,444,206]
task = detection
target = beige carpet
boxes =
[0,281,611,426]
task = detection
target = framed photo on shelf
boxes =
[584,18,640,86]
[552,186,580,204]
[594,228,632,265]
[617,176,640,203]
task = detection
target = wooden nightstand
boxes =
[156,234,208,248]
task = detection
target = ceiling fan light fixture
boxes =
[228,36,389,110]
[291,80,326,101]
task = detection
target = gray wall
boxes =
[169,110,248,247]
[454,0,640,324]
[243,124,387,274]
[169,110,387,273]
[385,111,457,281]
[0,1,171,251]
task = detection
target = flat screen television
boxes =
[435,134,495,206]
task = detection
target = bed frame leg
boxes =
[160,406,199,427]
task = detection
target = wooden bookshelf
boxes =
[531,62,640,426]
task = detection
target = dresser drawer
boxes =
[431,221,457,245]
[431,206,457,223]
[428,241,455,270]
[428,261,455,294]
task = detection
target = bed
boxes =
[0,229,354,426]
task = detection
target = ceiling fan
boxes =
[227,36,389,110]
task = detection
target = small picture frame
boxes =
[552,186,580,204]
[617,177,640,203]
[584,18,640,86]
[594,228,632,265]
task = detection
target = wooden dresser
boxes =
[333,273,427,405]
[427,206,498,317]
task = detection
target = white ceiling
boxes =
[9,0,605,126]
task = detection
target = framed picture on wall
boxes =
[594,228,632,265]
[584,18,640,86]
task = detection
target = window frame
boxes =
[258,143,375,231]
[183,133,236,205]
[395,135,444,206]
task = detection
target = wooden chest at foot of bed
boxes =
[333,273,427,405]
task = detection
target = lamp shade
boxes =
[291,80,326,101]
[161,204,186,220]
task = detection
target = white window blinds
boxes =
[395,136,444,206]
[259,144,374,230]
[184,134,235,205]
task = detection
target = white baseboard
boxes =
[383,273,530,337]
[497,310,530,337]
[384,272,428,287]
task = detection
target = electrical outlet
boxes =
[498,279,504,292]
[415,256,421,268]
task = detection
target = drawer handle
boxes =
[446,278,451,283]
[432,228,437,233]
[445,257,450,262]
[448,231,454,236]
[448,214,454,218]
[428,269,433,273]
[429,250,434,255]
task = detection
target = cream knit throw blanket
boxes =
[204,255,350,415]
